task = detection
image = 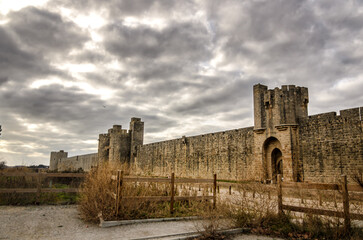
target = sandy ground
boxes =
[0,205,283,240]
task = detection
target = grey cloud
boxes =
[7,6,89,54]
[49,0,193,19]
[0,84,115,133]
[0,27,53,82]
[0,6,89,84]
[205,0,363,105]
[0,77,8,85]
[171,77,254,116]
[102,21,211,61]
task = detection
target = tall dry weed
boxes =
[79,163,212,223]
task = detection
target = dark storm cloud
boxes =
[70,50,109,64]
[0,27,52,81]
[129,60,189,83]
[0,84,112,132]
[171,76,255,116]
[0,6,90,84]
[7,6,89,54]
[102,21,211,61]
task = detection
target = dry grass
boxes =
[191,200,234,240]
[79,162,212,223]
[0,167,81,205]
[214,182,363,240]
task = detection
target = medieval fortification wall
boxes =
[136,127,254,180]
[50,84,363,183]
[299,107,363,183]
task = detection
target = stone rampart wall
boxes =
[299,107,363,183]
[135,127,255,180]
[57,153,98,172]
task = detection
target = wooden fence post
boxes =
[36,170,42,203]
[341,175,350,233]
[229,185,232,195]
[213,174,217,209]
[115,171,120,216]
[115,170,123,216]
[170,173,175,214]
[277,174,283,215]
[318,190,322,206]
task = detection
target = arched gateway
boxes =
[263,137,283,182]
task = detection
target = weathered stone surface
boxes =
[49,84,363,183]
[52,153,98,172]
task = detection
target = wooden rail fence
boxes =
[277,174,363,232]
[0,172,85,196]
[2,170,362,232]
[110,171,216,216]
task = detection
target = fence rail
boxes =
[0,172,86,194]
[0,172,86,178]
[110,171,216,216]
[277,174,363,232]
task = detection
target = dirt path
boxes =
[0,205,283,240]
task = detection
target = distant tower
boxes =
[129,117,144,163]
[108,125,130,163]
[253,84,309,182]
[97,117,144,164]
[98,133,110,163]
[49,150,68,171]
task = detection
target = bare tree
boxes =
[351,168,363,187]
[0,161,6,170]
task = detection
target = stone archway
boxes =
[263,137,283,182]
[271,148,283,181]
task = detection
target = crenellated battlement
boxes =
[305,107,363,122]
[254,84,309,130]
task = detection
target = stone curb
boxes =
[99,216,201,228]
[130,228,248,240]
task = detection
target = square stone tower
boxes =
[98,118,144,164]
[253,84,309,182]
[49,150,68,171]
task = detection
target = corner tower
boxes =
[97,117,144,165]
[253,84,309,182]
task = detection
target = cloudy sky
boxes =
[0,0,362,166]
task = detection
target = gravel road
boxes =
[0,205,283,240]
